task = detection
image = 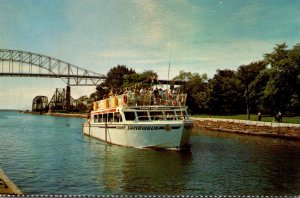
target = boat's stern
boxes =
[179,119,193,148]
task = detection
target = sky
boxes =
[0,0,300,109]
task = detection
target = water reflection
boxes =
[1,111,300,195]
[191,128,300,195]
[260,143,300,195]
[100,145,192,194]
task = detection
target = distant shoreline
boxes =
[0,109,22,111]
[20,110,87,118]
[15,111,300,141]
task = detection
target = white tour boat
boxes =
[82,90,193,150]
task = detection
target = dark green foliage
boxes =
[124,70,158,89]
[207,69,244,115]
[249,69,271,113]
[87,43,300,116]
[174,43,300,115]
[95,86,109,100]
[103,65,136,91]
[262,43,300,114]
[173,71,209,114]
[237,61,267,118]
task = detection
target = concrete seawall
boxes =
[193,118,300,140]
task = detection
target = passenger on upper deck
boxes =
[140,87,145,95]
[153,88,159,98]
[173,88,178,100]
[105,85,186,107]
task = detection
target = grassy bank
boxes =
[193,114,300,124]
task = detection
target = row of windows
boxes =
[126,110,188,121]
[93,112,122,123]
[93,110,188,123]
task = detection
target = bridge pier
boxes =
[66,85,71,111]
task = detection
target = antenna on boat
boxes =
[167,61,170,89]
[168,36,173,90]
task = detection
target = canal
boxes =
[0,111,299,195]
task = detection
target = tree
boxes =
[237,61,266,119]
[263,43,299,114]
[248,69,271,113]
[103,65,136,92]
[247,43,300,115]
[95,86,109,100]
[123,70,158,89]
[207,69,244,115]
[173,71,208,114]
[75,95,90,113]
[286,43,300,113]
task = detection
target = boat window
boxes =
[103,114,107,122]
[165,111,176,120]
[98,114,103,122]
[114,112,122,122]
[136,111,149,121]
[94,114,98,123]
[124,111,136,121]
[150,111,164,120]
[108,113,114,122]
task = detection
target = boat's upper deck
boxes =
[90,91,191,123]
[92,91,187,112]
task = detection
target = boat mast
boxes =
[167,61,170,89]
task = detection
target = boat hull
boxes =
[82,122,192,150]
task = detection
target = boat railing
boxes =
[93,93,187,111]
[122,92,187,107]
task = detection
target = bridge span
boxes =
[0,49,106,86]
[0,49,185,110]
[0,49,185,86]
[0,49,107,109]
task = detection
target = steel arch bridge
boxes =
[0,49,106,86]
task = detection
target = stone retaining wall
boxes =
[193,118,300,140]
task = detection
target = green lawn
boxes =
[192,114,300,124]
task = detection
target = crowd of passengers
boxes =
[99,85,187,106]
[121,87,186,106]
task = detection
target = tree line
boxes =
[78,43,300,117]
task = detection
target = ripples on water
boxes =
[0,111,299,195]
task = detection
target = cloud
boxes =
[132,0,166,46]
[132,0,199,49]
[94,50,139,59]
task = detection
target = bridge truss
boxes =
[0,49,106,86]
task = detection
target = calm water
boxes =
[0,111,300,195]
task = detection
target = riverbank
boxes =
[0,169,22,195]
[21,111,87,118]
[193,118,300,140]
[47,112,86,118]
[20,111,300,140]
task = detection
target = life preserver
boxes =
[123,94,127,104]
[172,100,177,106]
